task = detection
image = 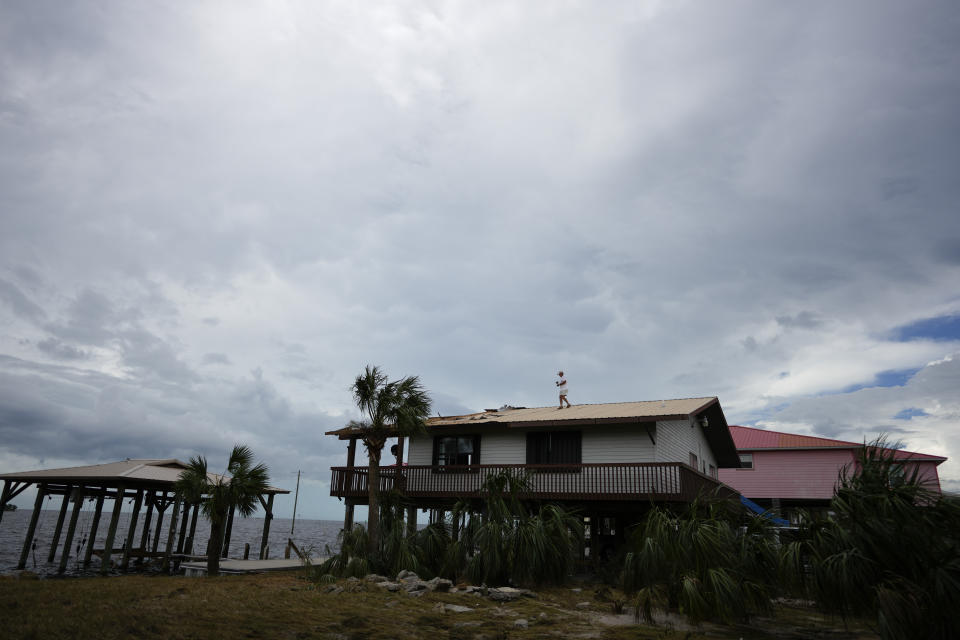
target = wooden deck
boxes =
[330,462,734,503]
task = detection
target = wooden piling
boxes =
[58,486,85,573]
[405,506,417,537]
[151,494,167,553]
[83,491,105,567]
[138,491,155,561]
[343,498,355,531]
[18,483,46,570]
[47,484,73,563]
[185,503,199,554]
[100,484,125,574]
[259,493,274,560]
[161,496,181,572]
[121,489,144,570]
[176,500,190,553]
[222,504,236,558]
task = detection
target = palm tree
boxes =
[174,444,271,576]
[781,437,960,639]
[348,365,431,554]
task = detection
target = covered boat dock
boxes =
[0,459,289,574]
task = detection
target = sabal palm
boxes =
[622,497,776,624]
[348,365,431,553]
[782,438,960,640]
[174,444,270,576]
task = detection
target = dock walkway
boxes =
[180,556,326,576]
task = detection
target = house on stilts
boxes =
[0,458,289,574]
[327,397,741,557]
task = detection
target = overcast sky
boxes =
[1,1,959,520]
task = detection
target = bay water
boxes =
[0,509,344,577]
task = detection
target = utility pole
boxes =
[290,470,300,536]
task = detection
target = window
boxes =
[526,431,581,468]
[708,464,716,478]
[738,453,753,469]
[432,435,480,467]
[689,452,699,469]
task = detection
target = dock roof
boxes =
[0,458,290,493]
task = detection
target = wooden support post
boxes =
[161,496,182,572]
[259,494,274,560]
[405,505,417,538]
[84,491,105,567]
[0,480,11,528]
[18,484,46,570]
[185,503,199,554]
[244,543,250,560]
[222,504,236,558]
[347,438,357,467]
[176,501,190,553]
[58,486,85,574]
[152,494,167,553]
[47,485,73,563]
[394,436,405,465]
[121,489,144,570]
[138,491,155,560]
[343,498,355,531]
[100,484,125,574]
[590,512,600,569]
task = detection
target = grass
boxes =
[0,571,878,640]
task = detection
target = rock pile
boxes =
[361,571,537,602]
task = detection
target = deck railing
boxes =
[330,462,732,503]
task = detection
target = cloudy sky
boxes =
[1,1,959,520]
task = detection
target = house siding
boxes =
[582,427,656,463]
[408,425,657,466]
[719,449,852,500]
[718,449,944,500]
[655,419,716,475]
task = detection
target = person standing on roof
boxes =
[556,371,571,409]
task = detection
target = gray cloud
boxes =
[36,337,88,360]
[776,312,823,330]
[1,1,959,516]
[0,279,45,322]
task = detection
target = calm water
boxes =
[0,509,344,577]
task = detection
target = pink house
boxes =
[718,425,947,523]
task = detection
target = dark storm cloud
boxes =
[1,1,960,514]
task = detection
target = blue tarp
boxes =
[740,495,791,526]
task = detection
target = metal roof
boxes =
[0,458,290,493]
[730,425,947,462]
[326,396,742,468]
[429,397,720,428]
[326,397,720,437]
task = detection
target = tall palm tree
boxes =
[174,444,271,576]
[348,365,431,554]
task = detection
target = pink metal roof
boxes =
[730,425,946,462]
